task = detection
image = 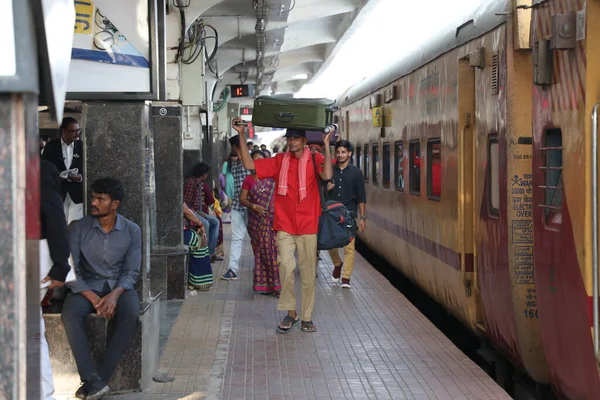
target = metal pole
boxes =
[592,102,600,359]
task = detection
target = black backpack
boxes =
[312,153,356,250]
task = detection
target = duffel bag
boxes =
[311,153,356,250]
[252,95,338,131]
[317,200,356,250]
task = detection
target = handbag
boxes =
[311,154,356,250]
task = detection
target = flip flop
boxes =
[276,315,299,334]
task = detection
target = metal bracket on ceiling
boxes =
[517,0,549,10]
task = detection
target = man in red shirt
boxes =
[232,117,333,333]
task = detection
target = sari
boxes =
[246,177,281,294]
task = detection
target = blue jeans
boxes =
[197,212,219,256]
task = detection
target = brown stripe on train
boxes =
[369,213,474,272]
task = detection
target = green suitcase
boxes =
[251,95,337,131]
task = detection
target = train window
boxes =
[364,144,369,181]
[427,139,442,200]
[542,128,563,223]
[356,145,362,169]
[383,143,391,189]
[409,140,421,196]
[488,137,500,215]
[372,143,380,185]
[395,141,404,191]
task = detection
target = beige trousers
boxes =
[276,231,317,321]
[327,238,356,280]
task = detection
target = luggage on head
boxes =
[252,95,338,131]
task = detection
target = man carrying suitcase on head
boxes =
[232,117,333,333]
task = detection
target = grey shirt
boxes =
[67,214,142,294]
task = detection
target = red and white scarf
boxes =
[278,146,311,202]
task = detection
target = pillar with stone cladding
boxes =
[77,101,159,392]
[150,103,187,299]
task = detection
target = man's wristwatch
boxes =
[360,215,367,220]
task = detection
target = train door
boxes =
[457,54,483,333]
[466,41,520,368]
[531,1,600,399]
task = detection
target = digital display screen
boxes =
[230,84,255,98]
[241,107,253,115]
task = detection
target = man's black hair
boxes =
[191,162,210,177]
[250,150,265,159]
[247,141,254,146]
[260,144,267,149]
[91,178,125,202]
[60,116,78,130]
[335,140,353,153]
[229,135,241,149]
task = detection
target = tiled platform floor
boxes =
[91,226,510,400]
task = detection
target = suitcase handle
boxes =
[276,112,295,123]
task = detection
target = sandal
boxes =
[196,284,212,291]
[276,315,299,334]
[301,320,317,332]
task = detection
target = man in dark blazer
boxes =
[39,159,72,399]
[41,116,84,224]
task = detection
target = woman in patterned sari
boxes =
[240,150,281,296]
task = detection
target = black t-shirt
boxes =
[328,164,366,214]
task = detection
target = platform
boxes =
[69,226,510,400]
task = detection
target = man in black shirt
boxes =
[326,140,366,288]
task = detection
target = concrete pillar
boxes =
[0,94,32,399]
[81,102,154,300]
[149,103,187,299]
[80,101,159,391]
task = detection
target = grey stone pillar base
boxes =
[150,247,188,300]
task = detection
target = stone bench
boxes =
[43,296,160,396]
[150,246,188,300]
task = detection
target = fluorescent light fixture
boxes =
[290,73,308,80]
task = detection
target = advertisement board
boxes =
[66,0,163,100]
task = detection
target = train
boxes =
[335,0,600,399]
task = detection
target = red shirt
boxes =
[242,174,257,190]
[255,150,324,235]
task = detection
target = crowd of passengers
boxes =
[38,116,367,400]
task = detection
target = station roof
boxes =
[181,0,377,98]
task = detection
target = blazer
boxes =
[41,139,84,204]
[40,160,71,281]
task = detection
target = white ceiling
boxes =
[175,0,370,101]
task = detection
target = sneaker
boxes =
[211,255,224,262]
[332,264,342,283]
[341,278,352,289]
[75,382,88,399]
[221,269,238,280]
[77,374,110,400]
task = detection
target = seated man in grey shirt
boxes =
[61,178,141,399]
